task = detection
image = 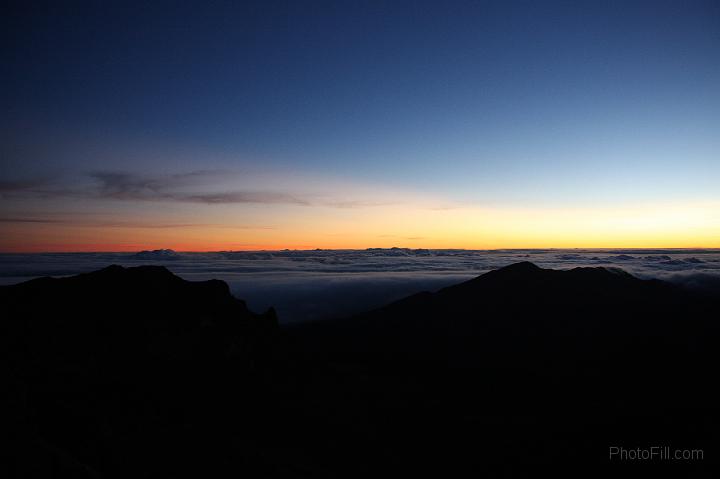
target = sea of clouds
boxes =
[1,248,719,323]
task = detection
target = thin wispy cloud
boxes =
[90,170,243,201]
[1,170,394,208]
[0,216,275,230]
[0,217,65,224]
[182,191,311,206]
[0,179,56,197]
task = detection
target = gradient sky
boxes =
[2,0,719,251]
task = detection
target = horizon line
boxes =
[2,246,720,254]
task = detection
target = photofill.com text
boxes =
[609,446,703,461]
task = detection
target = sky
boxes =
[2,0,719,251]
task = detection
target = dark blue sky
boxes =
[1,1,719,251]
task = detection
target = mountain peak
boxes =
[476,261,543,282]
[495,261,542,273]
[93,264,175,279]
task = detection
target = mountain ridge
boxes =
[3,262,719,477]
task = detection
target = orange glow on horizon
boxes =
[1,199,719,253]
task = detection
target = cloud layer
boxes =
[1,170,395,208]
[2,248,719,323]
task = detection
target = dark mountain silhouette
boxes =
[1,265,279,478]
[3,262,719,477]
[287,262,720,477]
[297,261,713,362]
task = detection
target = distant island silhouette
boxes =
[3,262,718,477]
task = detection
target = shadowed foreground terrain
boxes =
[2,263,719,477]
